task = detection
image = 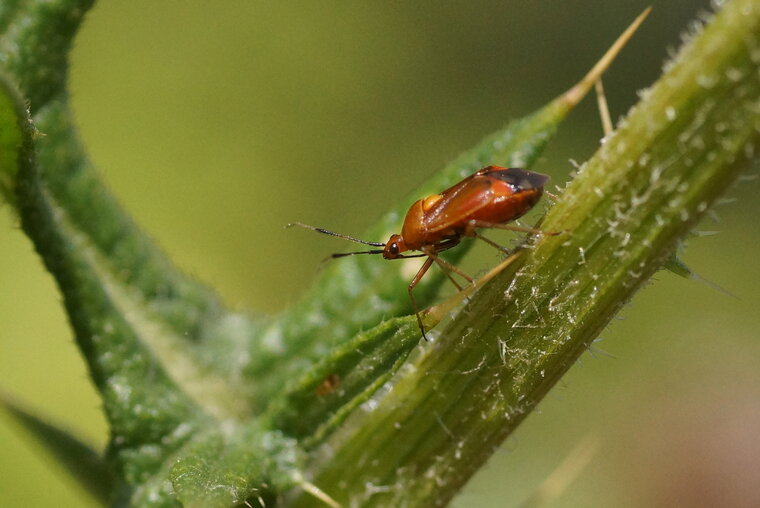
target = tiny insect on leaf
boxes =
[292,166,557,339]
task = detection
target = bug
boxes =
[315,373,341,397]
[290,166,555,338]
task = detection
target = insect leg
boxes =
[439,266,465,292]
[412,239,469,290]
[471,230,512,254]
[465,219,560,237]
[409,256,436,340]
[423,246,474,285]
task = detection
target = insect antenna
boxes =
[287,222,385,247]
[330,249,385,258]
[329,251,428,259]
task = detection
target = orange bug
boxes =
[315,373,340,397]
[290,166,554,338]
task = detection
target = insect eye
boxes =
[390,243,399,255]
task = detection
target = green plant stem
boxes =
[294,1,760,506]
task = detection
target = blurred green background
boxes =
[2,1,759,506]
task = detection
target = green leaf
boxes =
[293,1,760,506]
[11,93,208,480]
[0,395,114,505]
[169,425,300,508]
[263,315,421,447]
[30,100,261,415]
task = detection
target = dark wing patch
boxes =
[485,167,549,191]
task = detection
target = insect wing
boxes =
[423,175,505,234]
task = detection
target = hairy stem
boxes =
[295,1,760,506]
